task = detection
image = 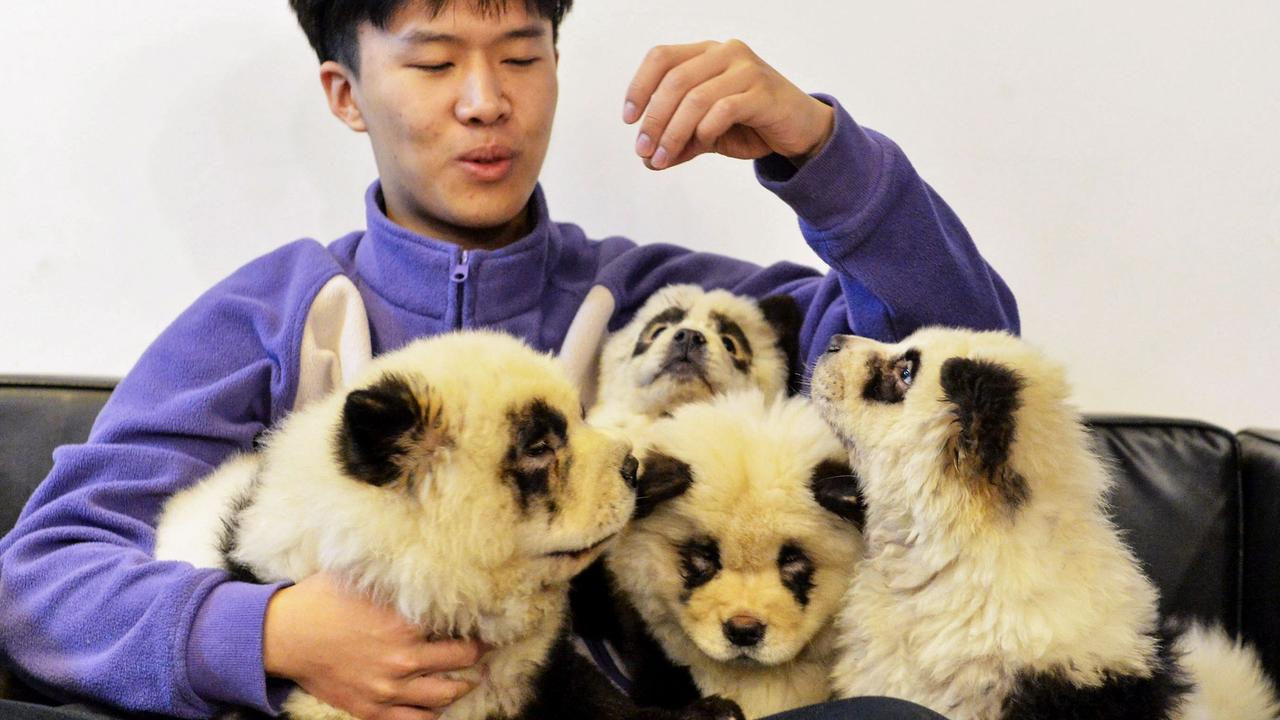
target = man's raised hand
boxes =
[623,40,835,170]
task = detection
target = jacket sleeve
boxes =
[755,94,1019,346]
[0,242,336,717]
[596,94,1019,373]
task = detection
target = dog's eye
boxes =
[899,365,913,386]
[721,336,737,354]
[680,539,721,588]
[647,325,668,343]
[525,440,554,458]
[778,545,813,580]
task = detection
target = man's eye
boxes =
[505,58,540,67]
[412,63,453,73]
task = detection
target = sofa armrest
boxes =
[1085,416,1241,635]
[1240,428,1280,682]
[0,376,115,537]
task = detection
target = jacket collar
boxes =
[354,180,554,321]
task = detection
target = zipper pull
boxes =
[451,250,470,283]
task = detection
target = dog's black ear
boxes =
[940,357,1028,508]
[758,294,802,395]
[810,458,866,530]
[337,373,438,487]
[634,450,694,519]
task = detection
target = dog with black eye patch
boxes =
[810,327,1280,720]
[153,331,744,720]
[587,283,801,436]
[574,390,865,719]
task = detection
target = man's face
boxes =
[345,2,558,243]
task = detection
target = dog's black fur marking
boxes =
[678,536,722,601]
[634,307,688,357]
[216,470,265,584]
[1001,626,1192,720]
[940,356,1029,509]
[710,312,753,373]
[635,451,695,520]
[570,562,705,712]
[757,294,803,395]
[777,543,816,607]
[518,574,745,720]
[336,372,425,487]
[809,458,866,530]
[861,349,920,405]
[504,399,569,511]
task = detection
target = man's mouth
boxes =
[457,146,516,182]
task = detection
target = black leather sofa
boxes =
[2,376,1278,705]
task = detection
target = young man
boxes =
[0,1,1016,719]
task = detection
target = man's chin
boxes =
[431,198,536,246]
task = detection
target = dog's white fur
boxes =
[811,327,1278,720]
[606,390,864,719]
[591,284,788,429]
[155,331,636,720]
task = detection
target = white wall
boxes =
[2,1,1276,429]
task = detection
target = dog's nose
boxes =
[672,328,706,353]
[723,616,766,647]
[620,454,639,490]
[825,334,855,354]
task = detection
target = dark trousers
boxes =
[763,697,949,719]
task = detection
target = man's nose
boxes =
[455,63,509,125]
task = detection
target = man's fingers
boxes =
[633,47,735,164]
[624,42,716,124]
[400,676,476,710]
[414,638,485,674]
[649,70,754,170]
[693,93,758,157]
[380,707,440,720]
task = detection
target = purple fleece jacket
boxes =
[0,96,1017,717]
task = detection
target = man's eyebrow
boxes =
[399,24,548,46]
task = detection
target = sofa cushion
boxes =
[1240,428,1280,681]
[0,377,114,537]
[1086,416,1241,635]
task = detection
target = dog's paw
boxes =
[680,695,745,720]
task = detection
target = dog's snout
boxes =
[723,615,766,647]
[620,454,639,489]
[672,328,707,352]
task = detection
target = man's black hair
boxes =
[289,0,574,74]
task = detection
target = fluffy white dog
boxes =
[810,327,1279,720]
[601,391,865,719]
[155,331,741,720]
[589,284,798,435]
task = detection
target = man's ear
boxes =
[810,458,866,530]
[320,60,368,133]
[337,373,447,487]
[939,357,1028,508]
[633,450,694,519]
[758,294,802,395]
